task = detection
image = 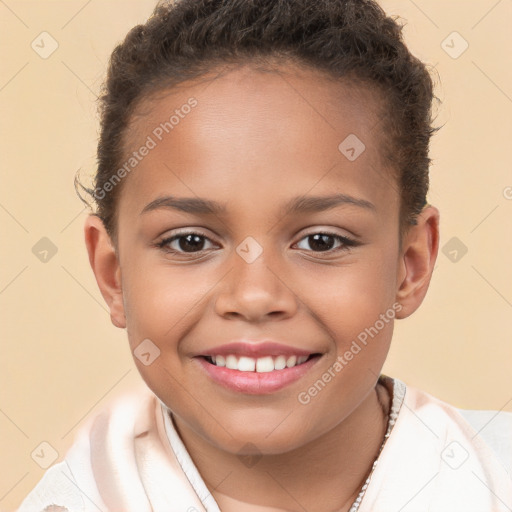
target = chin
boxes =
[210,422,316,456]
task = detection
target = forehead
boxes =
[120,62,397,218]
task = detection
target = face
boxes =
[88,62,433,456]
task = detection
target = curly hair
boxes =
[76,0,438,246]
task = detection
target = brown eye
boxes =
[295,232,358,253]
[157,232,216,254]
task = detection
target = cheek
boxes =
[122,260,210,346]
[300,253,398,328]
[296,249,398,380]
[293,270,397,437]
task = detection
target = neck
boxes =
[172,382,391,512]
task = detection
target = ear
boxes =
[84,215,126,328]
[395,206,440,319]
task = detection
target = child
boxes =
[18,0,512,510]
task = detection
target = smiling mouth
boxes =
[201,353,321,372]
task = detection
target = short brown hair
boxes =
[77,0,438,245]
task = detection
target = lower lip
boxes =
[195,356,321,395]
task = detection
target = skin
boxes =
[84,62,439,511]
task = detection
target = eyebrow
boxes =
[140,193,376,216]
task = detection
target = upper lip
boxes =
[198,341,317,358]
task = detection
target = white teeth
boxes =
[256,356,274,373]
[225,355,238,370]
[207,354,311,372]
[274,355,287,370]
[286,355,297,368]
[238,356,256,371]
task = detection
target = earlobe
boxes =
[395,206,440,319]
[83,215,126,328]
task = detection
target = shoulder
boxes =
[361,377,512,511]
[17,385,158,512]
[456,407,512,476]
[401,379,512,476]
[16,461,85,512]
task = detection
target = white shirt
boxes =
[17,375,512,511]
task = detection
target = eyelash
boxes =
[155,230,360,257]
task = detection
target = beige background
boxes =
[1,0,511,509]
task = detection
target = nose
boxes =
[214,246,298,323]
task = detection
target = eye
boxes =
[156,231,217,254]
[155,230,360,257]
[294,232,359,253]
